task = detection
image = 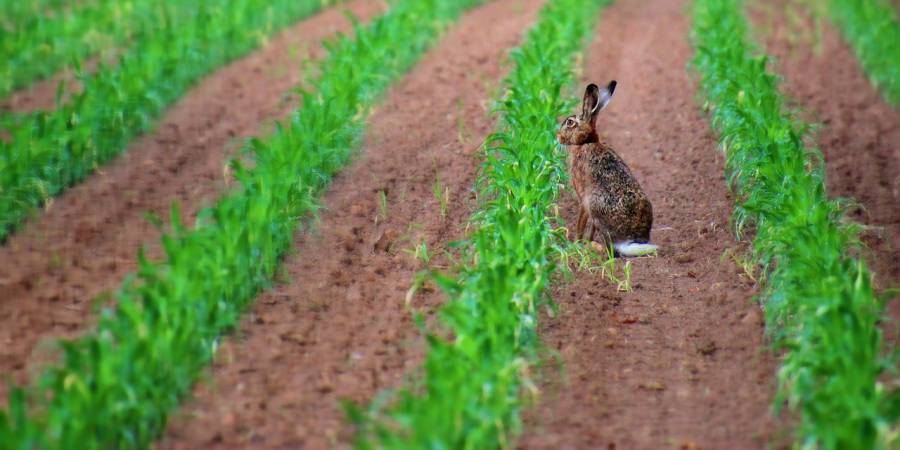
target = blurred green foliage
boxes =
[827,0,900,106]
[0,0,191,98]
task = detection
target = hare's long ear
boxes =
[581,83,601,120]
[595,80,616,115]
[582,81,616,126]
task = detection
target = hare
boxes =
[557,81,657,257]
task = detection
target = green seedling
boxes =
[408,241,432,266]
[721,246,758,283]
[554,235,630,290]
[1,0,167,98]
[618,260,632,292]
[432,175,450,219]
[46,252,64,272]
[592,242,633,292]
[455,98,469,145]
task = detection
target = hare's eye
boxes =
[565,118,576,127]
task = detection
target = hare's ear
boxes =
[595,80,616,115]
[581,83,601,120]
[582,80,616,123]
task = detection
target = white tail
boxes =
[613,241,658,257]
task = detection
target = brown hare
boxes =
[557,81,657,257]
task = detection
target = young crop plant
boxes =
[0,0,334,242]
[691,0,896,448]
[432,175,450,219]
[0,0,73,41]
[0,0,187,99]
[823,0,900,106]
[347,0,611,448]
[0,0,484,448]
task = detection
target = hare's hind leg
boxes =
[588,217,612,250]
[575,207,588,240]
[588,219,600,245]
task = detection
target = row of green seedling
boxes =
[0,0,334,242]
[691,0,896,448]
[1,0,189,99]
[348,0,610,448]
[0,0,483,448]
[0,0,69,14]
[823,0,900,106]
[0,0,73,39]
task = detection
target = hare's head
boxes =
[557,81,616,145]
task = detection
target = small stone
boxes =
[696,340,718,356]
[674,253,694,264]
[280,333,308,346]
[619,315,639,324]
[350,204,366,216]
[639,381,666,391]
[373,229,397,253]
[317,379,334,393]
[741,308,764,327]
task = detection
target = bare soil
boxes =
[155,0,544,448]
[0,0,386,400]
[519,0,781,448]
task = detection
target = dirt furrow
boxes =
[155,0,544,448]
[0,0,386,399]
[519,0,779,448]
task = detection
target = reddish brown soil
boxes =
[154,1,544,448]
[0,0,386,400]
[754,0,899,291]
[519,0,781,448]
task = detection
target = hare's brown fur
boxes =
[558,81,653,247]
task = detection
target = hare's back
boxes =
[587,145,643,196]
[586,145,652,241]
